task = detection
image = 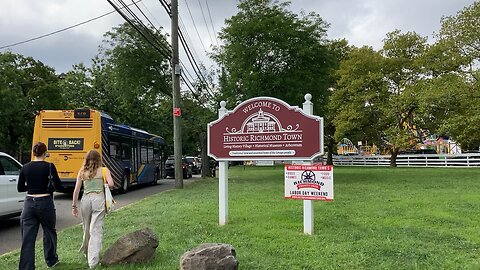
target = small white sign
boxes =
[284,164,334,201]
[254,160,274,166]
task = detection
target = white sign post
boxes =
[302,95,314,235]
[218,101,228,226]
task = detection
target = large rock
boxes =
[180,243,238,270]
[100,228,159,266]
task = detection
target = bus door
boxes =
[153,143,162,180]
[131,140,139,183]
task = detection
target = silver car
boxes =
[0,152,24,219]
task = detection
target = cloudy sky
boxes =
[0,0,476,74]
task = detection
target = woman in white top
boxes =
[72,150,114,269]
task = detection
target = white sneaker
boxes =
[47,261,60,268]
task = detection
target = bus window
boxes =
[131,141,138,174]
[121,143,131,161]
[154,145,162,162]
[109,134,123,159]
[147,141,154,163]
[140,140,148,164]
[109,143,120,159]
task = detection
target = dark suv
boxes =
[164,157,192,179]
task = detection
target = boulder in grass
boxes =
[100,227,159,266]
[180,243,238,270]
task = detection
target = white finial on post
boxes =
[219,101,227,118]
[303,93,313,115]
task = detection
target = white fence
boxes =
[332,154,480,167]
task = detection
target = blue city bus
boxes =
[32,109,165,193]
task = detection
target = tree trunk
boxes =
[326,135,334,165]
[389,147,400,167]
[325,123,335,165]
[199,132,208,177]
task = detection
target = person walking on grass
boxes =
[17,142,61,269]
[71,150,114,269]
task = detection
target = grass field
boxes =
[1,166,480,269]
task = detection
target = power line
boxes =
[0,0,142,50]
[140,0,163,29]
[158,0,214,98]
[128,0,172,54]
[181,74,201,101]
[205,0,219,46]
[108,0,171,60]
[157,0,171,15]
[197,0,214,46]
[179,16,201,65]
[183,0,207,52]
[180,60,196,84]
[132,0,159,33]
[109,1,172,97]
[178,30,215,98]
[160,0,201,67]
[110,0,210,104]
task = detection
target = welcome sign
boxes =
[208,97,323,160]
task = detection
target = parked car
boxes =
[0,152,24,219]
[185,156,202,174]
[164,157,192,179]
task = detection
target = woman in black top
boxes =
[17,142,61,270]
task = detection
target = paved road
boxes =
[0,176,199,255]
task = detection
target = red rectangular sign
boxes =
[173,108,181,117]
[208,97,323,161]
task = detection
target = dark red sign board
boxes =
[208,97,323,161]
[173,107,181,117]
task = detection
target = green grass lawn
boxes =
[2,166,480,270]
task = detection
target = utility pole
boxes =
[171,0,183,188]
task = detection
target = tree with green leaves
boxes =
[417,2,480,150]
[212,0,336,115]
[323,39,352,164]
[61,22,217,159]
[330,30,430,166]
[60,23,174,148]
[96,22,218,158]
[0,52,64,160]
[380,30,429,164]
[329,46,388,154]
[59,63,98,108]
[94,22,172,130]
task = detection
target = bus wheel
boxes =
[120,174,129,194]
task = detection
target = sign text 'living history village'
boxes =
[208,97,323,160]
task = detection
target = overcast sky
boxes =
[0,0,476,74]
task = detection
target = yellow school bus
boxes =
[32,109,165,192]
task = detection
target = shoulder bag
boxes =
[102,167,116,214]
[47,163,56,193]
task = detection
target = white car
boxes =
[0,152,24,219]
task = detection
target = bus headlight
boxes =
[94,142,100,149]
